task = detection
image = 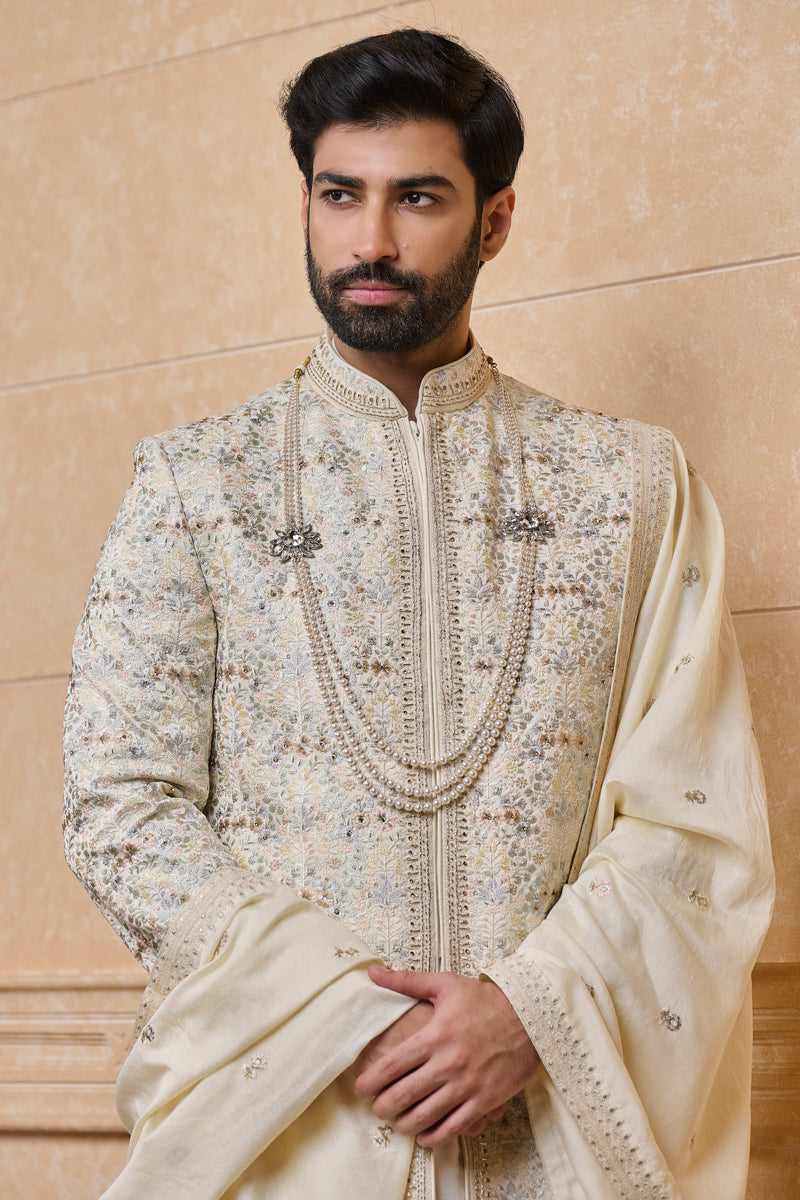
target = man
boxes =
[64,29,773,1200]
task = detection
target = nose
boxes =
[353,201,398,264]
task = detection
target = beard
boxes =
[305,215,483,354]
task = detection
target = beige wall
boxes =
[1,2,797,1195]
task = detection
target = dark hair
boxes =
[280,29,524,205]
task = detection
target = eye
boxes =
[321,189,355,205]
[402,192,437,208]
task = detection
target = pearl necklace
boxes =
[271,354,555,814]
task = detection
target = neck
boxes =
[332,315,472,418]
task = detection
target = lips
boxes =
[344,283,406,305]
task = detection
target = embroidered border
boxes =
[428,409,474,976]
[567,422,673,882]
[402,1145,432,1200]
[490,962,677,1200]
[306,331,492,420]
[130,865,265,1043]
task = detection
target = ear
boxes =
[300,178,310,230]
[479,186,515,263]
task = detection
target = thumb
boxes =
[367,964,440,1001]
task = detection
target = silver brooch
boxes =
[498,505,555,543]
[270,523,323,562]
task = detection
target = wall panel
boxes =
[736,610,800,965]
[0,1133,128,1200]
[0,0,411,101]
[1,0,796,1195]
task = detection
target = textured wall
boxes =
[1,2,797,1195]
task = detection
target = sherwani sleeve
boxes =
[64,437,253,970]
[63,438,409,1008]
[486,437,774,1200]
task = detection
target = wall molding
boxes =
[0,980,143,1132]
[751,961,800,1156]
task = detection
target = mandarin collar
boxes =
[304,327,493,420]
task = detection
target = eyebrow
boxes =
[313,170,457,193]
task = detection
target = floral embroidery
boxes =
[674,653,694,672]
[140,1023,155,1043]
[373,1123,393,1147]
[212,929,230,959]
[333,946,360,958]
[682,565,700,587]
[588,879,612,897]
[658,1009,682,1032]
[688,888,709,909]
[685,789,707,805]
[242,1054,268,1079]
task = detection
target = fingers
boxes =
[411,1099,507,1145]
[414,1098,491,1147]
[353,1028,430,1099]
[351,1000,433,1078]
[367,964,441,1001]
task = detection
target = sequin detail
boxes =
[270,523,322,562]
[675,653,694,672]
[685,789,707,805]
[498,504,556,544]
[243,1054,268,1079]
[682,565,700,587]
[688,888,709,909]
[373,1124,393,1147]
[333,946,360,958]
[140,1023,155,1044]
[658,1009,682,1032]
[588,879,612,897]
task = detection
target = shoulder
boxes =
[131,376,294,486]
[502,374,677,475]
[143,376,292,459]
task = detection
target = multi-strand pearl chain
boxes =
[270,355,554,814]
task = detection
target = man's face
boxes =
[302,120,484,355]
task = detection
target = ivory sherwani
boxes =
[64,332,773,1200]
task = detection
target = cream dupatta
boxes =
[487,443,774,1198]
[105,883,416,1200]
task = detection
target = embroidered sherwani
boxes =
[64,332,773,1200]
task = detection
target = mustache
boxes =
[325,262,426,291]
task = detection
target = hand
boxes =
[351,998,434,1079]
[353,965,539,1147]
